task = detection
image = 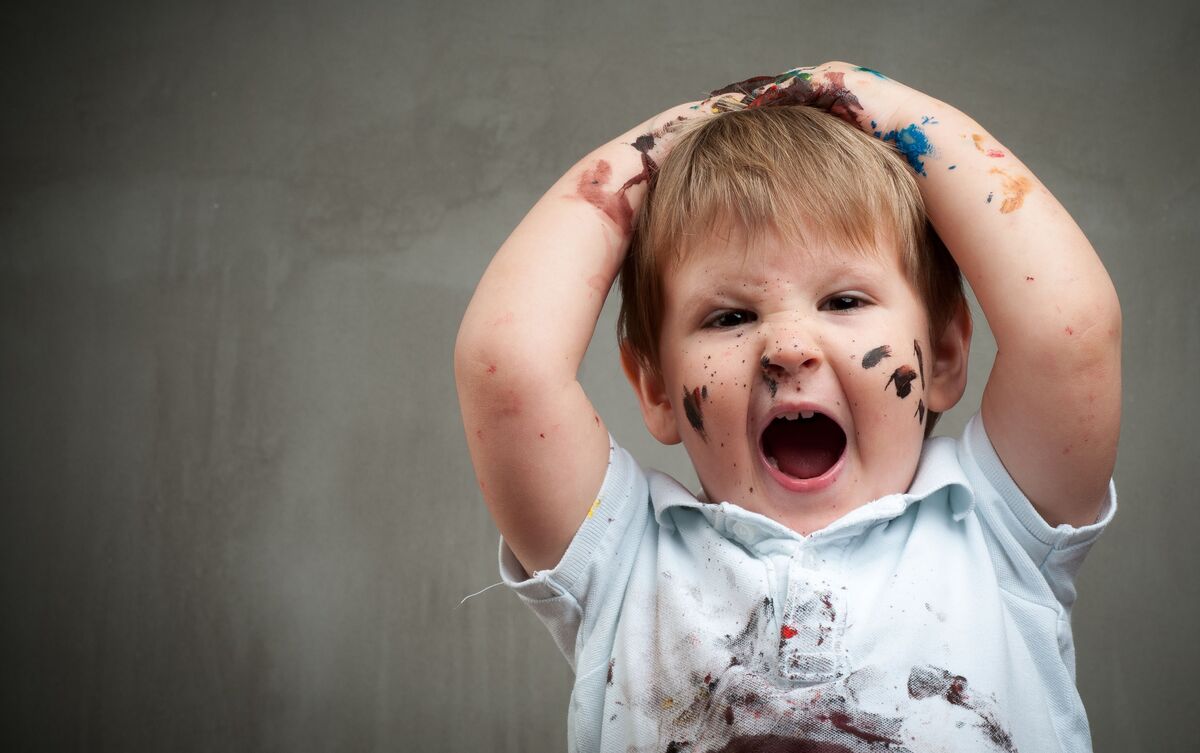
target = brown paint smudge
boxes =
[885,366,918,398]
[861,345,891,369]
[683,385,707,441]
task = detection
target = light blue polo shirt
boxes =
[500,413,1116,752]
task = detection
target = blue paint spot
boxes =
[948,164,957,170]
[920,115,939,125]
[856,66,888,79]
[986,192,993,203]
[874,123,934,176]
[870,120,878,130]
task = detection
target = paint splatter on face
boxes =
[913,341,925,389]
[861,345,892,369]
[683,385,707,441]
[759,356,778,397]
[912,340,927,425]
[762,373,778,398]
[885,366,918,399]
[989,168,1032,214]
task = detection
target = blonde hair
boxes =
[617,105,966,434]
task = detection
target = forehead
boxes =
[667,220,904,287]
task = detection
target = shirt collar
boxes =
[648,436,975,544]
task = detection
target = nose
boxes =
[760,325,822,378]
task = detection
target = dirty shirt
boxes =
[499,414,1116,753]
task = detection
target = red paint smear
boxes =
[986,149,1006,158]
[780,624,798,639]
[576,160,633,235]
[825,711,901,745]
[948,677,969,705]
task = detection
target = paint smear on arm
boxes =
[971,133,1006,158]
[576,160,633,234]
[989,168,1033,214]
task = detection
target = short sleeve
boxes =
[498,436,653,670]
[957,413,1117,611]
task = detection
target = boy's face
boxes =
[628,224,966,534]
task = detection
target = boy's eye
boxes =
[706,310,758,328]
[821,295,866,312]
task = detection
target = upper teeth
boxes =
[782,411,816,421]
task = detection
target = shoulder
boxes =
[948,413,1117,607]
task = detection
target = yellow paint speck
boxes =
[587,498,601,518]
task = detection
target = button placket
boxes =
[776,556,844,684]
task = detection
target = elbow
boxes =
[1046,284,1122,386]
[455,323,554,414]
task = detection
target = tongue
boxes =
[762,415,845,479]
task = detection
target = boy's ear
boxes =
[926,301,973,413]
[620,344,682,446]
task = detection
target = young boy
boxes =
[455,62,1121,752]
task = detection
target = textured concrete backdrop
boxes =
[2,0,1197,751]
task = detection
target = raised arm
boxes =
[455,102,705,574]
[887,78,1121,527]
[714,63,1121,526]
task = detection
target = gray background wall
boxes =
[2,0,1196,750]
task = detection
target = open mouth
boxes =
[761,411,847,481]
